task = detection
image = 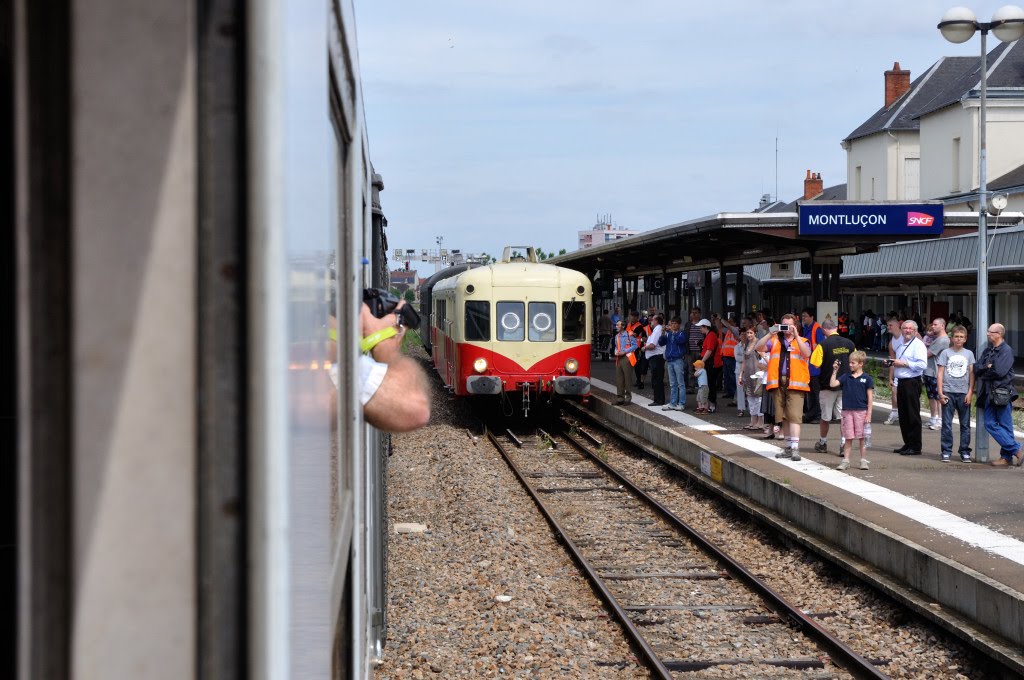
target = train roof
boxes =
[433,260,590,292]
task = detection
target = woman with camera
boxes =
[974,323,1021,467]
[754,313,812,461]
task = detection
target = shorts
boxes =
[819,390,843,421]
[772,387,805,424]
[841,409,868,440]
[922,374,940,400]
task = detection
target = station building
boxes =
[554,41,1024,357]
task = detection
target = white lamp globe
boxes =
[939,7,979,43]
[992,5,1024,42]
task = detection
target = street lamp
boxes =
[938,5,1024,461]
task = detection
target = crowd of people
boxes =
[599,305,1020,472]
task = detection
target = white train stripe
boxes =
[592,377,1024,565]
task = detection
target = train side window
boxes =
[562,301,586,341]
[496,301,524,341]
[465,300,489,341]
[528,302,556,342]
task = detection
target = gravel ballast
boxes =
[376,370,647,678]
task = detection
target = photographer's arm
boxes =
[361,303,431,432]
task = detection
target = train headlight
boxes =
[564,358,579,374]
[473,357,488,373]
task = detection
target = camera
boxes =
[777,323,791,332]
[880,358,894,367]
[363,288,421,329]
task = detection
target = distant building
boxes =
[577,216,640,250]
[842,46,1024,213]
[389,268,418,300]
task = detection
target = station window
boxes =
[496,301,524,341]
[528,302,556,342]
[465,300,489,341]
[562,301,586,341]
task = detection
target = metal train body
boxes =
[11,2,389,679]
[424,247,591,412]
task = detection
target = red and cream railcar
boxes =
[428,246,591,411]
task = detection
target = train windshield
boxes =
[528,302,556,342]
[465,300,489,341]
[496,301,525,341]
[562,301,586,341]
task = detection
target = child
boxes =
[830,351,874,471]
[936,324,975,462]
[694,360,710,413]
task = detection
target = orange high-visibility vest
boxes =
[805,321,822,350]
[721,331,738,357]
[615,332,637,366]
[766,337,810,391]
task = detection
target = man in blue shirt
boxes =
[801,307,827,424]
[660,316,688,411]
[975,323,1021,466]
[612,320,639,405]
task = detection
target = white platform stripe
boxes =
[592,377,1024,565]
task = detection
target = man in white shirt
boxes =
[644,314,666,406]
[891,320,928,455]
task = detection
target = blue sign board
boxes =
[799,203,944,237]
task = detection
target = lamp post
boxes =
[938,5,1024,461]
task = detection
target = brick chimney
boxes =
[884,61,910,108]
[803,170,823,200]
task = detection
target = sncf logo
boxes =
[907,212,935,227]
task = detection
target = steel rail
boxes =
[557,410,889,680]
[483,427,674,680]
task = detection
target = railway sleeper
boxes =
[744,612,837,625]
[623,604,757,612]
[601,571,728,580]
[536,486,626,493]
[663,657,826,672]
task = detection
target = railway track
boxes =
[484,415,889,679]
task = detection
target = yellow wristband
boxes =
[360,326,397,353]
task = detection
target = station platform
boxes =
[582,357,1024,672]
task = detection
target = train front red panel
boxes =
[452,343,591,396]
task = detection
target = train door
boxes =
[445,306,456,389]
[432,297,445,379]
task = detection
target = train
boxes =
[420,246,592,416]
[9,2,391,679]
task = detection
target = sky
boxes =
[352,1,1008,274]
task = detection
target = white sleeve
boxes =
[359,354,388,406]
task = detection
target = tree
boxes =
[403,289,415,303]
[534,247,566,261]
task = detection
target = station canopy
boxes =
[548,211,984,277]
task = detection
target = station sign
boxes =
[798,202,943,237]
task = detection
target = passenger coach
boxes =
[425,247,591,414]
